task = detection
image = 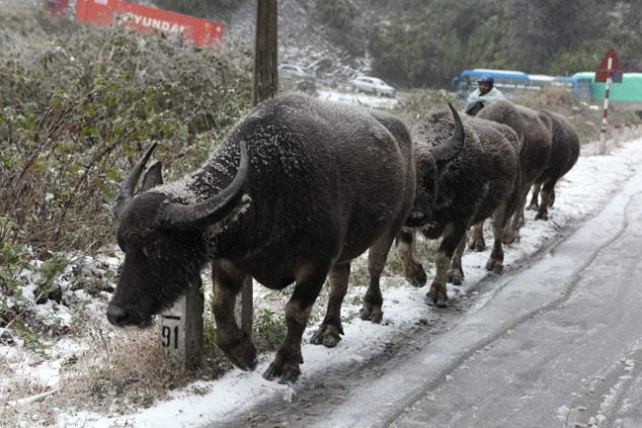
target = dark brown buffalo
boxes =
[107,94,415,384]
[526,110,580,219]
[397,105,520,308]
[475,100,553,244]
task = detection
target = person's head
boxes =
[478,75,494,95]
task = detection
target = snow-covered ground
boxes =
[2,121,642,427]
[317,89,400,110]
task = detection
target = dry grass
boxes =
[514,87,641,146]
[58,328,189,413]
[53,306,235,415]
[0,300,235,424]
[0,345,58,427]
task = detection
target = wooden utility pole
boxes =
[233,0,279,338]
[253,0,278,105]
[156,0,278,370]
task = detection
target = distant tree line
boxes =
[154,0,245,17]
[316,0,642,88]
[152,0,642,88]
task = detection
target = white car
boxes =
[278,64,308,80]
[350,76,396,97]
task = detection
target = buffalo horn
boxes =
[141,161,164,191]
[161,142,249,230]
[432,103,465,169]
[113,143,158,219]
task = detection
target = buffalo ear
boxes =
[141,161,163,192]
[113,142,158,220]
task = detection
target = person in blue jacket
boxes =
[464,75,505,115]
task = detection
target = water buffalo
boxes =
[475,100,553,244]
[106,93,415,384]
[526,110,580,219]
[396,105,520,308]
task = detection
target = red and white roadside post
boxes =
[598,56,613,155]
[595,48,623,155]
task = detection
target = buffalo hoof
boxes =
[263,354,302,384]
[310,324,342,348]
[426,294,448,308]
[535,212,549,221]
[502,233,517,245]
[485,259,503,274]
[447,269,464,285]
[359,304,383,323]
[403,264,428,288]
[469,240,487,252]
[426,285,448,308]
[278,370,300,385]
[219,335,257,371]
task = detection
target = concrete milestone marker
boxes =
[160,281,204,370]
[158,277,252,370]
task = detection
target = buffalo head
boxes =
[405,103,464,228]
[107,142,249,328]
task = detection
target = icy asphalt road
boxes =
[330,161,642,428]
[389,179,642,427]
[217,152,642,428]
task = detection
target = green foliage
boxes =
[370,18,435,87]
[315,0,367,56]
[369,1,513,87]
[153,0,245,17]
[0,6,252,257]
[364,0,641,88]
[0,241,29,298]
[0,241,29,328]
[254,308,287,352]
[12,320,47,354]
[36,253,70,303]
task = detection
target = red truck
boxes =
[46,0,224,48]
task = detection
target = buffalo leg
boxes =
[396,228,428,288]
[310,262,350,347]
[428,225,466,308]
[360,232,397,323]
[447,233,467,285]
[212,261,257,371]
[487,203,511,273]
[527,182,542,210]
[548,188,556,207]
[536,180,556,220]
[468,221,487,251]
[505,187,529,244]
[263,263,328,384]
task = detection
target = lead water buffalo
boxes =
[476,100,553,244]
[107,93,416,384]
[396,105,520,307]
[526,110,580,219]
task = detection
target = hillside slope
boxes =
[159,0,641,88]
